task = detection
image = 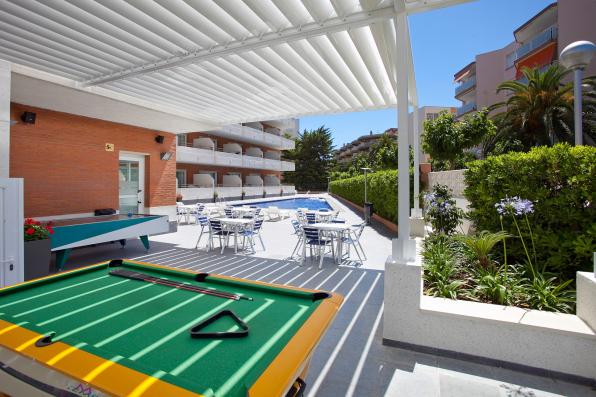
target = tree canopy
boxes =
[490,65,596,149]
[282,126,335,191]
[422,110,495,170]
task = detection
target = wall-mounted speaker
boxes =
[21,112,36,124]
[155,135,165,144]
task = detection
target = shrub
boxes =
[464,144,596,276]
[423,184,464,235]
[329,170,413,223]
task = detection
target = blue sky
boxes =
[300,0,554,147]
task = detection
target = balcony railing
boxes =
[176,184,296,201]
[455,76,476,97]
[208,124,296,150]
[176,145,295,172]
[456,101,476,117]
[507,26,558,68]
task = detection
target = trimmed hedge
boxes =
[329,170,413,223]
[464,144,596,276]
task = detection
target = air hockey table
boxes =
[48,214,169,270]
[0,259,342,397]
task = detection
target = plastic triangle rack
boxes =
[189,310,249,339]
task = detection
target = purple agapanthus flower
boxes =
[495,196,534,216]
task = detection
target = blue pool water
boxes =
[234,197,333,211]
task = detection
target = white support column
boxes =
[391,12,416,262]
[412,105,421,215]
[0,60,10,178]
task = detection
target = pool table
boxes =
[0,260,342,397]
[49,214,170,270]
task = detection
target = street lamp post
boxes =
[559,40,596,146]
[361,167,372,224]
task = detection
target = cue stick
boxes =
[109,268,253,301]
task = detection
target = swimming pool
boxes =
[234,197,333,210]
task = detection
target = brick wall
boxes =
[10,103,176,217]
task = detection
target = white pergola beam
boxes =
[405,0,475,15]
[82,6,396,87]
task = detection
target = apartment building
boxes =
[176,119,298,202]
[454,0,596,118]
[336,106,454,164]
[335,128,397,164]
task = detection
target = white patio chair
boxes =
[341,222,367,265]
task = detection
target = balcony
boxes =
[176,145,295,172]
[455,76,476,97]
[176,184,296,201]
[513,26,558,64]
[206,124,295,150]
[456,101,476,117]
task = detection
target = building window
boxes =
[426,113,439,121]
[176,169,187,187]
[176,134,187,147]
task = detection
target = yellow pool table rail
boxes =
[0,259,343,397]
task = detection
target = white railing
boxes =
[177,187,214,201]
[177,145,295,172]
[217,186,242,199]
[244,186,263,197]
[455,76,476,96]
[177,184,295,201]
[264,185,282,195]
[456,101,476,117]
[207,124,295,150]
[281,161,295,172]
[282,185,296,194]
[516,26,557,61]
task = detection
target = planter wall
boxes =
[24,238,51,280]
[383,251,596,383]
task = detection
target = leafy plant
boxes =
[456,230,510,269]
[469,264,524,306]
[422,110,495,170]
[424,184,464,235]
[465,144,596,276]
[422,236,463,299]
[522,274,575,313]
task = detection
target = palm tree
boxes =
[490,65,595,149]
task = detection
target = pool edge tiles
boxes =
[0,260,343,397]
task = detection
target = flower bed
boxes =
[422,184,576,313]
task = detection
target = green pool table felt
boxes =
[0,261,326,397]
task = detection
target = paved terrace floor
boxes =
[56,195,595,397]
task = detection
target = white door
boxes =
[0,178,24,287]
[119,153,145,214]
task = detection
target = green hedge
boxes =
[329,170,413,223]
[464,144,596,276]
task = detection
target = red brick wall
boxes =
[10,103,176,217]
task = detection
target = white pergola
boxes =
[0,0,472,262]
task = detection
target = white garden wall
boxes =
[428,169,466,198]
[384,253,596,382]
